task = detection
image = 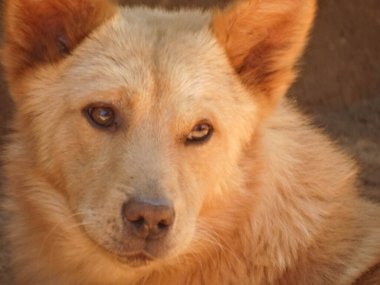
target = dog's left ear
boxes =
[212,0,316,114]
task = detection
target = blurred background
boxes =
[0,0,379,200]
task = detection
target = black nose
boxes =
[122,199,175,240]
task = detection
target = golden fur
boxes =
[1,0,380,284]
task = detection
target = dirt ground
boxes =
[0,0,379,282]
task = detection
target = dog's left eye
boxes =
[186,121,213,144]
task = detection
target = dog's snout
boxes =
[122,199,175,240]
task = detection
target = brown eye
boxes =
[186,121,213,144]
[85,106,116,129]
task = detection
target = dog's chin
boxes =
[99,243,169,268]
[117,252,155,268]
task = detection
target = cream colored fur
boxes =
[2,1,380,284]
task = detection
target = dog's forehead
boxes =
[66,7,230,102]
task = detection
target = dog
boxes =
[1,0,380,284]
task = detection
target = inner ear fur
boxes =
[2,0,115,84]
[212,0,316,114]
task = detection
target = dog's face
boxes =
[35,9,258,265]
[3,0,315,268]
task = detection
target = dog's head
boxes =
[3,0,315,268]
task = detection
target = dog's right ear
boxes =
[211,0,316,117]
[2,0,115,85]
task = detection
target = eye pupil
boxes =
[193,125,208,136]
[86,106,116,129]
[96,109,112,122]
[186,122,213,144]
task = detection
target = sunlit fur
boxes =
[2,0,380,284]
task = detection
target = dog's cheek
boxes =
[51,129,128,245]
[43,119,117,204]
[178,139,234,214]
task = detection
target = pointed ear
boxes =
[212,0,316,114]
[2,0,116,83]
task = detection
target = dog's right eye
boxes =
[84,105,117,130]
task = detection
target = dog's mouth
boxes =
[82,223,176,268]
[117,251,155,267]
[93,236,173,267]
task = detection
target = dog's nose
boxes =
[122,199,175,240]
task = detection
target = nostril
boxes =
[156,219,173,232]
[158,221,168,229]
